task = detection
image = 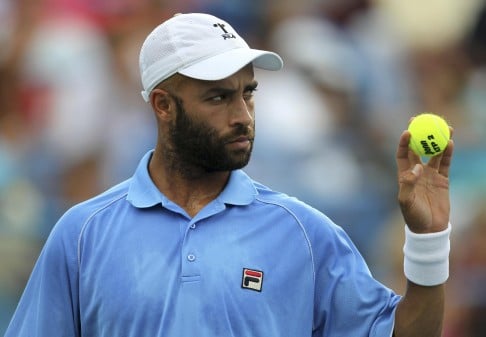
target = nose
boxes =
[230,96,253,126]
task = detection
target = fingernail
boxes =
[412,164,421,175]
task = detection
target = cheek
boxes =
[250,105,255,118]
[247,99,255,115]
[182,102,215,121]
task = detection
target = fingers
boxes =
[426,127,454,175]
[427,151,443,170]
[399,125,454,177]
[397,163,423,208]
[402,163,423,184]
[396,130,421,173]
[438,139,454,177]
[396,130,410,160]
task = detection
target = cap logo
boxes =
[213,23,236,40]
[241,268,263,292]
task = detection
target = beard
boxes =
[167,95,254,173]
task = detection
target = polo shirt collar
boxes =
[217,169,257,206]
[127,150,257,209]
[126,150,164,208]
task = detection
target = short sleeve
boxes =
[309,218,401,337]
[4,209,81,337]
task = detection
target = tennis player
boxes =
[5,13,454,337]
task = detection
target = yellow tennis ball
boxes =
[408,113,450,157]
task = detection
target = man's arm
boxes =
[394,283,444,337]
[393,129,454,337]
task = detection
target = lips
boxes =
[231,136,251,143]
[225,131,254,144]
[225,134,254,151]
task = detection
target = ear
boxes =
[150,88,173,120]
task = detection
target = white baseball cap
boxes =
[139,13,284,102]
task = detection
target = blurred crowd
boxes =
[1,0,486,335]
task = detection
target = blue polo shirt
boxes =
[6,150,401,337]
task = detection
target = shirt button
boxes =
[187,254,196,262]
[189,223,196,229]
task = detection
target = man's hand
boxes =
[396,129,454,233]
[393,127,454,337]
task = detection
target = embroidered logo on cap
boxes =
[241,268,263,292]
[213,23,236,40]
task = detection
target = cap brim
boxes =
[178,48,283,81]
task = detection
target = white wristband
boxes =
[403,224,451,286]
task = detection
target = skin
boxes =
[148,63,454,336]
[394,129,454,337]
[148,64,257,217]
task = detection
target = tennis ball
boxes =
[408,113,450,157]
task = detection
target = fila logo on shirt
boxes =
[213,23,236,40]
[241,268,264,292]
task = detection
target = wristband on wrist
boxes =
[403,223,451,286]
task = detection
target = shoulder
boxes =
[251,180,363,272]
[66,180,130,220]
[253,180,326,219]
[49,179,131,242]
[252,180,341,238]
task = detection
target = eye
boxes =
[205,90,231,103]
[243,87,257,100]
[210,94,227,102]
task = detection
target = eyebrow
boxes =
[201,80,259,97]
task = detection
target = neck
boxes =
[148,148,231,217]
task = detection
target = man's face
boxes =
[166,65,257,172]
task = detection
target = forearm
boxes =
[393,281,445,337]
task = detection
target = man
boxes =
[5,13,453,337]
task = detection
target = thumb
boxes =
[398,164,423,205]
[410,163,423,178]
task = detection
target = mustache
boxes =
[222,125,255,143]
